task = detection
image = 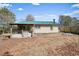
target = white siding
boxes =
[34,26,59,33]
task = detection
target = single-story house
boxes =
[10,21,59,38]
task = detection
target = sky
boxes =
[0,3,79,23]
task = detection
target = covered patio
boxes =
[10,22,35,38]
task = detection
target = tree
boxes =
[26,14,34,21]
[59,15,72,26]
[25,14,35,36]
[0,7,16,33]
[25,14,35,31]
[0,7,15,23]
[71,17,79,26]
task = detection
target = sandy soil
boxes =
[0,33,79,56]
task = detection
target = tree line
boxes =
[59,15,79,34]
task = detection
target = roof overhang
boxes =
[10,21,53,26]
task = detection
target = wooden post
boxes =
[32,24,35,37]
[2,25,4,34]
[10,25,12,35]
[2,25,5,39]
[21,29,24,37]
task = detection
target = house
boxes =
[10,21,59,38]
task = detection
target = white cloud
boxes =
[62,10,79,16]
[63,13,73,16]
[72,4,79,8]
[35,14,59,23]
[61,4,79,16]
[32,3,40,5]
[17,8,24,11]
[0,3,12,8]
[72,10,79,14]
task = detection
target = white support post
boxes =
[32,24,35,37]
[2,26,4,34]
[10,25,12,35]
[21,29,24,37]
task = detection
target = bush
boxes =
[59,26,79,34]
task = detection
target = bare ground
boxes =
[0,33,79,56]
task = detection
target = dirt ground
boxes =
[0,33,79,56]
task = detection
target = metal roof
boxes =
[11,21,53,25]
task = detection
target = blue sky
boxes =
[0,3,79,23]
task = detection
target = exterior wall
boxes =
[34,25,59,33]
[52,26,60,33]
